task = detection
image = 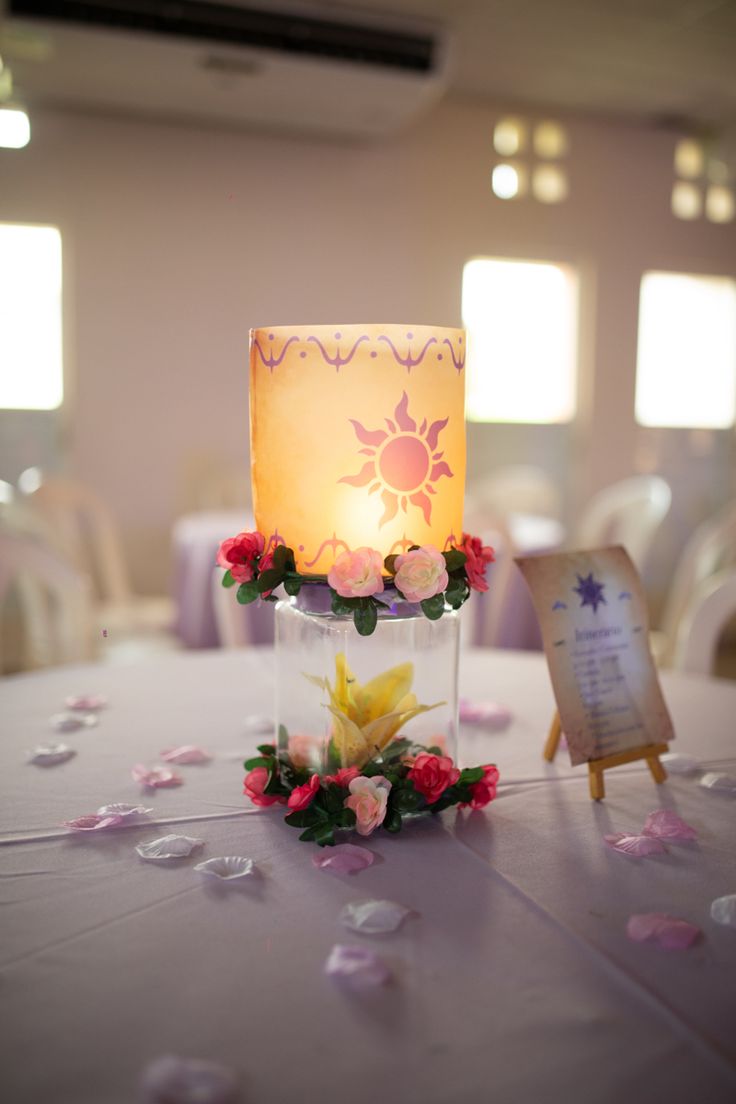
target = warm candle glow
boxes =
[250,323,466,574]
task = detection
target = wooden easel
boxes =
[544,711,669,800]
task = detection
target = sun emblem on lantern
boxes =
[339,392,453,527]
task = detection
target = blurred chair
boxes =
[672,568,736,676]
[212,570,252,649]
[20,473,174,639]
[654,498,736,667]
[466,465,562,522]
[574,475,672,571]
[0,529,96,674]
[462,513,518,649]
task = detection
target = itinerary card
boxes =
[516,546,674,766]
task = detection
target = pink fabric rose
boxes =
[408,753,460,804]
[462,764,500,810]
[287,774,321,811]
[324,766,361,788]
[243,766,285,807]
[327,548,384,599]
[393,546,448,603]
[344,775,391,836]
[459,533,495,593]
[217,531,266,583]
[287,734,317,770]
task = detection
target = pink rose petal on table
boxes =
[626,913,701,950]
[140,1054,239,1104]
[642,809,697,840]
[160,745,212,765]
[63,814,124,831]
[65,695,107,712]
[132,764,183,789]
[459,699,512,728]
[604,833,667,857]
[312,843,375,875]
[324,944,391,988]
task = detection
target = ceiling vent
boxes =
[4,1,452,138]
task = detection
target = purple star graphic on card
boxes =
[573,572,606,613]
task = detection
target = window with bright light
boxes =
[0,223,63,409]
[635,272,736,429]
[462,258,579,423]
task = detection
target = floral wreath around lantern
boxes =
[217,530,494,636]
[217,529,499,845]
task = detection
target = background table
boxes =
[1,649,735,1104]
[172,511,564,650]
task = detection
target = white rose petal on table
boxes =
[604,833,667,857]
[642,810,697,840]
[710,894,736,928]
[325,944,392,988]
[699,772,736,793]
[159,745,212,764]
[140,1054,240,1104]
[28,743,76,766]
[312,843,375,875]
[97,803,153,820]
[340,899,411,935]
[50,712,99,732]
[660,752,700,775]
[626,913,702,951]
[136,836,205,862]
[194,856,255,881]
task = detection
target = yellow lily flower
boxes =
[305,653,443,768]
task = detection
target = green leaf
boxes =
[337,807,357,828]
[257,743,276,756]
[443,549,467,572]
[298,825,318,843]
[460,766,485,785]
[420,594,445,621]
[256,568,283,593]
[283,575,302,597]
[236,581,259,605]
[323,784,345,814]
[383,808,403,833]
[383,554,398,575]
[445,578,469,610]
[221,569,236,588]
[331,592,359,615]
[272,544,290,572]
[393,787,422,813]
[244,755,270,771]
[285,808,320,828]
[354,602,378,636]
[312,822,336,847]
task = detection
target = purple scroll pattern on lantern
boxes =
[253,335,300,373]
[264,530,287,555]
[378,332,438,373]
[308,333,369,372]
[303,533,352,570]
[442,336,465,374]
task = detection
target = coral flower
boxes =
[217,531,266,583]
[408,752,460,804]
[459,533,494,593]
[462,764,500,810]
[287,774,321,811]
[244,766,285,807]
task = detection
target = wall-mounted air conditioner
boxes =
[3,0,452,138]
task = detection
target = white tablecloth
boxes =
[1,649,735,1104]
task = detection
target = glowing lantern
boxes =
[249,324,466,574]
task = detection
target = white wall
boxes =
[1,96,735,596]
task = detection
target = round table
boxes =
[1,649,735,1104]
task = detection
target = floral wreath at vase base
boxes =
[218,528,498,844]
[244,738,500,846]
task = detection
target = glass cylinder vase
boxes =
[274,585,459,777]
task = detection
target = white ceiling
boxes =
[319,0,736,133]
[3,0,736,143]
